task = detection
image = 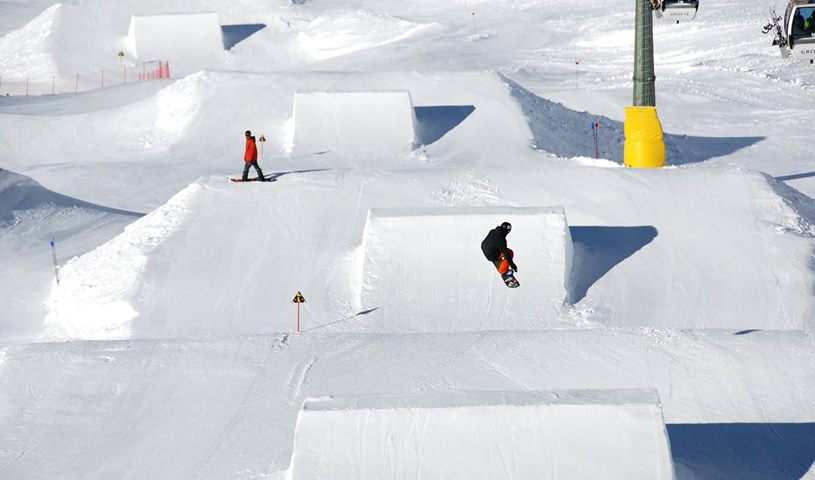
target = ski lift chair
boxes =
[657,0,699,23]
[784,1,815,61]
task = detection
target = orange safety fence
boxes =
[0,61,171,97]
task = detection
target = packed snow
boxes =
[1,0,814,478]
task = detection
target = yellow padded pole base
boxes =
[624,106,666,168]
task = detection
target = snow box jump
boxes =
[288,389,676,479]
[126,12,224,62]
[292,91,418,157]
[358,207,574,332]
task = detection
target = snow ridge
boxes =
[44,183,201,341]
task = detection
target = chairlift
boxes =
[781,0,815,61]
[656,0,699,23]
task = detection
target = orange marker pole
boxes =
[292,292,306,333]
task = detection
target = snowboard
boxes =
[501,272,520,288]
[230,177,264,182]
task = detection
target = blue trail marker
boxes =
[50,236,60,285]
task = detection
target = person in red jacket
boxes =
[242,130,265,181]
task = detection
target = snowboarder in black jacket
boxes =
[481,222,518,276]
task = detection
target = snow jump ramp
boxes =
[359,206,573,332]
[292,91,417,157]
[289,389,676,479]
[126,13,223,62]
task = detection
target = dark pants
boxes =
[242,161,264,180]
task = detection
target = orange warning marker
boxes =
[292,291,306,332]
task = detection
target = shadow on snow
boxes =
[264,169,331,182]
[776,171,815,182]
[502,75,764,166]
[667,422,815,480]
[221,24,267,50]
[0,168,143,223]
[414,105,475,146]
[568,225,658,303]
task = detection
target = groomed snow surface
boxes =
[1,0,815,479]
[290,390,675,479]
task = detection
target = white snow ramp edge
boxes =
[289,389,676,479]
[360,207,573,331]
[292,91,417,157]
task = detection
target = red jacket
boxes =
[244,137,258,162]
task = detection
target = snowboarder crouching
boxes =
[481,222,518,280]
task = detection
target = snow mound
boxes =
[360,207,574,332]
[112,71,210,149]
[290,389,675,479]
[292,90,417,158]
[44,183,200,341]
[297,10,437,61]
[0,4,61,81]
[0,169,141,340]
[0,168,71,222]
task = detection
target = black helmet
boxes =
[500,222,512,232]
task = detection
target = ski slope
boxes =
[1,330,813,479]
[1,0,815,478]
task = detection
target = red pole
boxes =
[594,122,599,158]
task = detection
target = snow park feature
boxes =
[289,390,676,479]
[296,10,438,61]
[292,91,417,158]
[3,0,815,478]
[126,13,223,66]
[359,207,573,332]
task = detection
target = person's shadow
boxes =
[263,169,330,182]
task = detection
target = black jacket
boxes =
[481,227,510,262]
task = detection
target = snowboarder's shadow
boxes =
[568,225,658,304]
[263,168,330,182]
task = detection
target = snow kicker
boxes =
[289,389,676,479]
